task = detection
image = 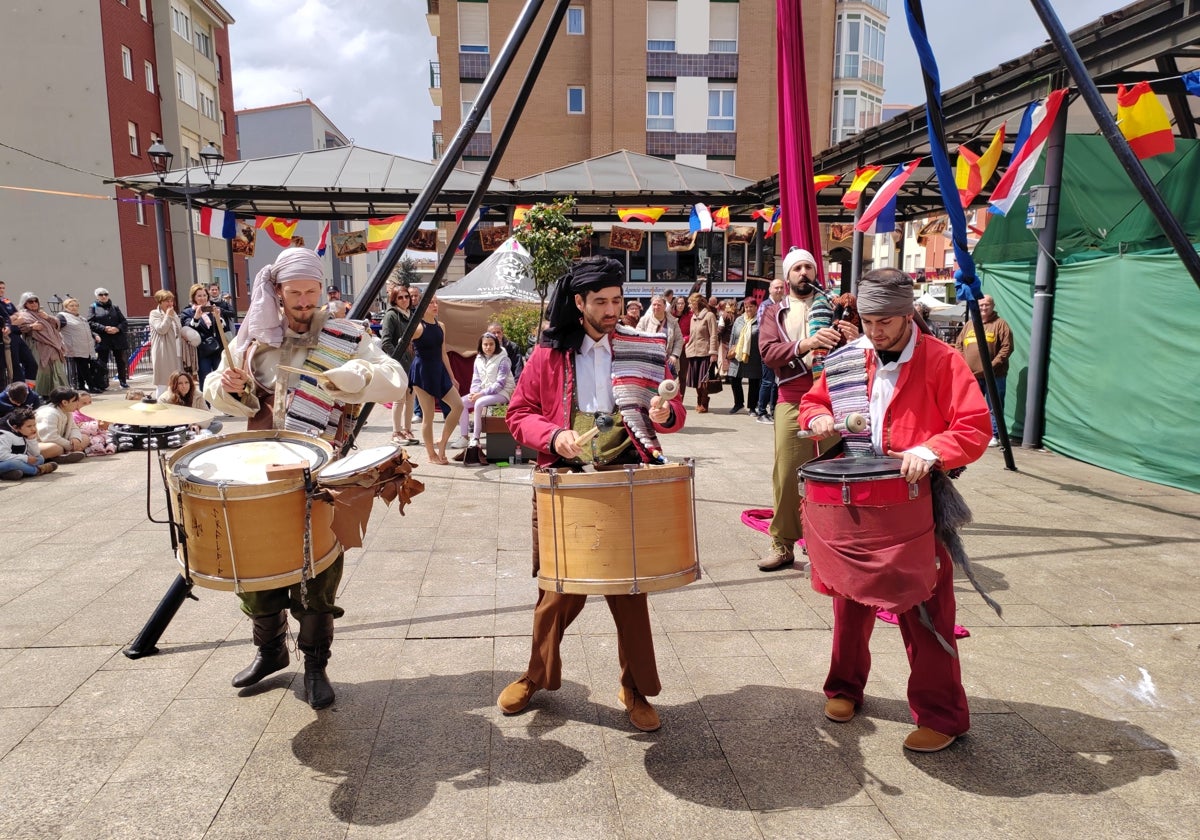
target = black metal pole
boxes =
[123,574,195,659]
[1028,0,1200,291]
[1021,96,1068,449]
[154,200,172,293]
[342,0,572,452]
[348,0,548,323]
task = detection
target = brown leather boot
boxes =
[298,613,335,710]
[232,611,290,688]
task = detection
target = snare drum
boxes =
[315,444,403,487]
[164,431,339,592]
[534,460,700,595]
[799,457,936,613]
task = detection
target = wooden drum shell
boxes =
[534,460,700,596]
[165,431,339,592]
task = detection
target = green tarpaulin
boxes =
[974,134,1200,493]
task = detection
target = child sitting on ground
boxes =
[0,408,58,480]
[72,392,116,456]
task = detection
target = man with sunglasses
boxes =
[88,288,129,390]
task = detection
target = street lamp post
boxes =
[147,141,224,293]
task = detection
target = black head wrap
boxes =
[540,256,625,351]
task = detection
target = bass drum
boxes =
[164,430,338,592]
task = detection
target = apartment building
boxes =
[0,0,241,317]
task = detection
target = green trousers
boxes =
[768,401,835,549]
[238,553,346,619]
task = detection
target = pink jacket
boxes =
[507,343,686,468]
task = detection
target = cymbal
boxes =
[86,399,215,427]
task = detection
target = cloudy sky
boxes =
[224,0,1125,160]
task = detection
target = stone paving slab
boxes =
[1,378,1198,838]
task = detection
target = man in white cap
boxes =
[757,248,857,571]
[204,246,407,709]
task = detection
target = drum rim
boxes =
[315,443,401,480]
[168,430,332,486]
[800,456,905,481]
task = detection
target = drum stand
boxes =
[124,432,197,659]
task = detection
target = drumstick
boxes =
[276,365,333,386]
[796,412,868,439]
[575,425,601,447]
[658,379,679,400]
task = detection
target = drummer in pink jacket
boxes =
[497,257,685,732]
[798,268,991,753]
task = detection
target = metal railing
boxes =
[429,60,441,88]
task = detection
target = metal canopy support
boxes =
[1029,0,1200,292]
[1021,96,1069,450]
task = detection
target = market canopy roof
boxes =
[752,0,1200,223]
[108,148,756,223]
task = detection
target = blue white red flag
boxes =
[855,158,921,233]
[316,222,330,256]
[689,203,712,233]
[989,89,1067,216]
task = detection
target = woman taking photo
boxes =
[682,293,719,413]
[408,295,464,465]
[181,284,225,389]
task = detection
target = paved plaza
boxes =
[1,379,1198,839]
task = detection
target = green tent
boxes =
[973,136,1200,493]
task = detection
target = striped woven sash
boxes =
[821,343,874,456]
[275,318,364,445]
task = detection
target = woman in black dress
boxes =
[409,296,464,465]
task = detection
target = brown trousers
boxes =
[523,486,661,695]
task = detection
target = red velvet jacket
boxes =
[798,332,991,470]
[507,342,686,469]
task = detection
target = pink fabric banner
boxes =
[776,0,824,282]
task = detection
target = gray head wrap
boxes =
[856,268,915,317]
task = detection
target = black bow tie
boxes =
[877,350,902,365]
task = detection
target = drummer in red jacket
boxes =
[497,257,685,732]
[798,267,991,753]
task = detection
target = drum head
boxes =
[800,456,903,481]
[173,437,330,485]
[316,445,399,483]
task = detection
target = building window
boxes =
[176,62,197,108]
[646,1,676,52]
[216,54,223,81]
[830,87,882,143]
[127,122,139,156]
[220,110,227,136]
[194,26,212,60]
[141,264,152,297]
[135,199,145,226]
[140,0,148,21]
[461,83,491,132]
[709,3,738,53]
[567,6,584,34]
[567,86,585,114]
[834,11,885,87]
[170,3,191,41]
[198,80,218,120]
[144,61,155,93]
[707,87,736,132]
[458,2,489,53]
[646,85,675,130]
[121,46,133,80]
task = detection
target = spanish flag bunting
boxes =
[954,124,1006,208]
[751,206,777,224]
[512,205,533,225]
[1116,81,1175,160]
[711,206,730,230]
[766,207,783,238]
[813,174,841,192]
[841,165,883,210]
[255,216,299,247]
[367,215,405,252]
[616,207,667,224]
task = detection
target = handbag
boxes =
[181,326,202,348]
[704,362,724,394]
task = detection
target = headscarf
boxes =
[94,287,109,297]
[540,256,625,352]
[782,248,817,279]
[235,247,325,350]
[856,268,916,318]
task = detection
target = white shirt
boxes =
[855,330,936,463]
[575,334,614,413]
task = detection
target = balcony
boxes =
[646,52,738,80]
[426,0,439,36]
[429,60,442,107]
[432,132,444,160]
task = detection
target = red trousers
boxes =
[823,543,970,736]
[522,486,661,695]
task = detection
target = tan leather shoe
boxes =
[497,677,538,714]
[903,727,958,752]
[757,547,795,572]
[824,697,856,722]
[618,686,661,732]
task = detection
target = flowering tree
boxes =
[512,197,593,308]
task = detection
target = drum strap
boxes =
[299,468,315,609]
[821,344,874,457]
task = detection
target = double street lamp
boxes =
[146,141,224,294]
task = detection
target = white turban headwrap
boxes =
[234,247,325,351]
[782,248,817,280]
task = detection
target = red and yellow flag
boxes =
[840,165,883,210]
[954,124,1006,208]
[512,205,533,226]
[616,207,667,224]
[255,216,299,247]
[751,206,776,223]
[814,174,841,192]
[367,215,405,252]
[766,207,783,238]
[1116,81,1175,160]
[711,206,730,230]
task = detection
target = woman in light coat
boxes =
[682,293,719,413]
[56,298,99,394]
[148,289,185,396]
